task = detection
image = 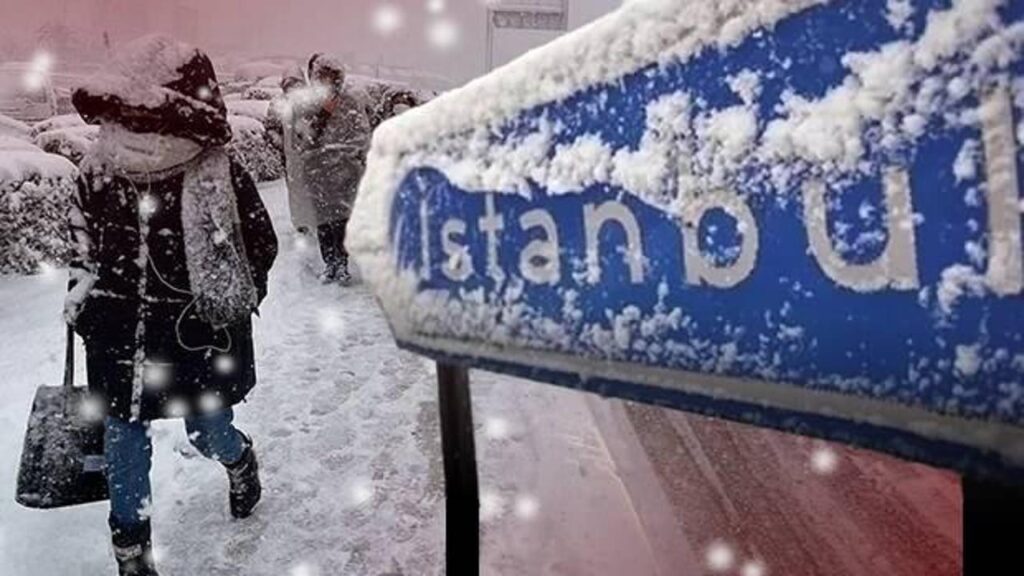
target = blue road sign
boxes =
[350,0,1024,481]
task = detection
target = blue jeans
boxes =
[105,409,245,529]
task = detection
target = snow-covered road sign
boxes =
[350,0,1024,481]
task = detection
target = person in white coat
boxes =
[291,54,372,284]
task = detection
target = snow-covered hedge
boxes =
[0,114,31,141]
[0,138,78,274]
[226,115,283,183]
[226,99,270,121]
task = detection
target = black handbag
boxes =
[16,325,109,509]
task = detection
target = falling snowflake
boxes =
[484,416,510,440]
[427,0,446,14]
[741,559,767,576]
[143,361,171,390]
[136,496,154,520]
[22,51,52,91]
[319,308,345,334]
[79,395,107,422]
[706,540,736,572]
[290,563,321,576]
[36,260,59,281]
[428,17,460,50]
[139,195,159,219]
[349,478,374,506]
[810,445,839,475]
[372,4,404,36]
[214,354,236,375]
[198,392,223,413]
[479,489,506,521]
[164,399,189,418]
[514,494,539,520]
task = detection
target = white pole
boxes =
[485,9,495,72]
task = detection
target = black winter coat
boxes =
[69,158,277,422]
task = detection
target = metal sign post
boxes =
[353,1,1024,573]
[485,0,568,71]
[435,363,479,575]
[962,477,1024,574]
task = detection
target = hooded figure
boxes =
[292,53,372,283]
[67,35,276,576]
[266,62,317,233]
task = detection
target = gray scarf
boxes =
[178,149,259,328]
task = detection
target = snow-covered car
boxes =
[0,137,78,274]
[226,115,283,183]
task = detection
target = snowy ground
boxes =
[0,180,675,575]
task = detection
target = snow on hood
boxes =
[76,34,201,111]
[308,54,346,91]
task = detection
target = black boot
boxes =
[337,253,352,286]
[225,432,261,519]
[111,520,159,576]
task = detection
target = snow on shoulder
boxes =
[0,137,77,182]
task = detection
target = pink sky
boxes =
[0,0,619,84]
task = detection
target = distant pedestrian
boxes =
[66,35,278,576]
[267,63,318,234]
[292,53,372,285]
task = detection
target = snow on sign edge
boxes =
[349,0,824,323]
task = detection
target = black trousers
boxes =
[317,219,349,268]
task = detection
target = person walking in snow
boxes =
[64,35,278,576]
[266,63,317,234]
[292,53,372,285]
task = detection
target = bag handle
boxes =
[63,324,75,390]
[62,324,76,416]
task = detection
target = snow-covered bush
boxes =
[226,115,283,183]
[34,125,99,165]
[226,99,270,121]
[234,61,288,83]
[241,77,283,102]
[0,138,78,274]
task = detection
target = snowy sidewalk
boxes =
[0,180,674,575]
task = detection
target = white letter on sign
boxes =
[682,190,760,288]
[519,209,561,285]
[420,199,431,281]
[980,85,1023,296]
[479,194,505,282]
[584,201,645,284]
[803,168,919,292]
[441,219,473,282]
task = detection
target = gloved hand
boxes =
[64,293,87,327]
[64,272,97,327]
